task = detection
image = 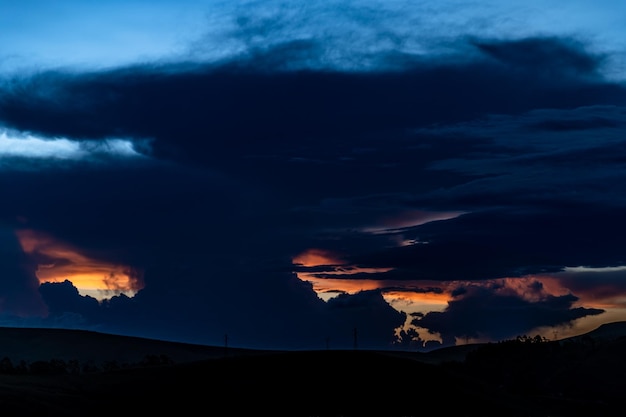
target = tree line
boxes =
[0,354,174,376]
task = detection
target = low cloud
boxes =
[0,227,46,316]
[413,283,604,345]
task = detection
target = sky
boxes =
[1,0,626,351]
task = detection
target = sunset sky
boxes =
[1,0,626,350]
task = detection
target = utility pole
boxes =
[353,327,358,350]
[224,333,229,357]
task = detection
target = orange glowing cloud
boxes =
[298,276,391,300]
[292,248,345,267]
[293,248,394,301]
[292,248,393,275]
[382,289,450,311]
[292,245,626,343]
[299,275,452,311]
[16,229,143,300]
[293,248,439,304]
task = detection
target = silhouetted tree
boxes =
[29,359,67,375]
[515,334,549,344]
[103,360,120,372]
[140,354,173,367]
[15,360,28,374]
[0,357,14,374]
[29,360,51,375]
[393,328,423,351]
[67,359,81,375]
[82,360,100,373]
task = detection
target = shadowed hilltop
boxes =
[0,327,248,365]
[1,323,626,416]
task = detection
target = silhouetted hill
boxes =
[0,349,535,416]
[0,326,253,365]
[1,323,626,416]
[566,320,626,342]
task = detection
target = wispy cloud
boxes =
[0,128,148,169]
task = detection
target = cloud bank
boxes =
[0,3,625,349]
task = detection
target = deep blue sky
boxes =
[1,0,626,350]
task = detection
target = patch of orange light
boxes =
[496,276,567,300]
[298,276,389,297]
[460,276,626,341]
[544,269,626,309]
[16,229,142,300]
[296,258,626,344]
[497,275,623,310]
[382,289,449,313]
[292,248,345,267]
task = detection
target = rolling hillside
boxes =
[1,323,626,416]
[0,327,250,365]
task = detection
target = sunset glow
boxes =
[293,248,394,301]
[16,229,142,300]
[292,248,345,267]
[293,248,626,344]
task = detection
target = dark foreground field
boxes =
[1,323,626,416]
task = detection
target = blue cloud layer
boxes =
[0,4,625,348]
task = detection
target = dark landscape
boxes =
[1,323,626,416]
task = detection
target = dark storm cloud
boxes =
[346,205,626,282]
[38,280,99,319]
[37,271,404,350]
[473,37,603,76]
[326,290,406,347]
[0,226,46,316]
[527,116,620,131]
[3,151,268,273]
[0,37,622,160]
[321,103,626,283]
[425,105,626,183]
[551,267,626,303]
[0,34,625,348]
[413,283,604,345]
[2,36,618,252]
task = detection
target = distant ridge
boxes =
[2,323,626,415]
[0,326,255,365]
[413,321,626,364]
[2,321,626,366]
[566,321,626,342]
